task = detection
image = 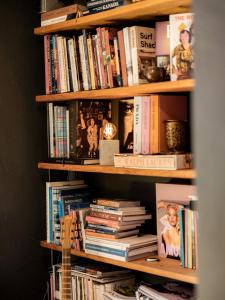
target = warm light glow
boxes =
[103,123,117,140]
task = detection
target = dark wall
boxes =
[0,1,50,299]
[194,1,225,299]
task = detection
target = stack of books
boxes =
[136,282,196,300]
[86,0,130,14]
[51,262,135,299]
[84,198,157,261]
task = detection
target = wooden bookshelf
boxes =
[34,0,192,35]
[36,79,194,102]
[38,162,196,179]
[41,241,198,284]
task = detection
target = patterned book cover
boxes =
[69,100,111,160]
[170,13,194,81]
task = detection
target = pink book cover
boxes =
[155,21,170,56]
[156,183,197,259]
[150,94,188,154]
[44,35,50,94]
[141,96,150,154]
[86,215,120,227]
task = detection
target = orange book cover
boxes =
[150,94,188,154]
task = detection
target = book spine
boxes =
[66,109,70,158]
[92,35,101,89]
[73,35,82,91]
[90,210,121,221]
[133,96,142,154]
[86,215,119,227]
[67,38,77,92]
[85,248,127,261]
[44,35,51,94]
[49,35,57,94]
[123,27,133,86]
[96,199,121,208]
[117,30,128,86]
[88,0,123,13]
[78,35,89,91]
[56,36,67,93]
[82,29,91,90]
[141,96,150,154]
[179,208,185,267]
[87,35,96,90]
[96,27,106,88]
[87,0,123,9]
[69,102,79,158]
[113,37,122,87]
[150,95,159,154]
[101,27,109,88]
[129,26,139,85]
[63,37,70,92]
[104,28,114,88]
[85,230,117,239]
[85,243,127,258]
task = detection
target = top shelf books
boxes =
[34,0,192,35]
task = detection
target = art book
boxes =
[170,13,194,81]
[129,26,156,85]
[69,100,112,162]
[156,183,197,259]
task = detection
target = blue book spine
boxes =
[85,243,127,257]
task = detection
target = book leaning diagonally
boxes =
[114,153,193,170]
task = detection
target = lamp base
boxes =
[99,140,120,165]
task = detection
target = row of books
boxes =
[50,262,196,300]
[180,204,199,269]
[47,100,111,161]
[51,262,135,300]
[156,183,198,270]
[44,13,194,94]
[46,179,93,245]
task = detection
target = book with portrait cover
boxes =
[170,13,194,81]
[118,99,134,153]
[156,183,197,259]
[69,100,112,162]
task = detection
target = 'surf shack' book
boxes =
[69,100,111,163]
[170,13,194,81]
[129,26,156,85]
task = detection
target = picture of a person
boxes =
[158,201,181,259]
[87,118,98,158]
[172,28,194,80]
[99,118,109,140]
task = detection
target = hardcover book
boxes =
[114,153,193,170]
[69,100,111,161]
[129,26,156,85]
[170,13,194,81]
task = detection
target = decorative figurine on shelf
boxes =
[99,123,120,165]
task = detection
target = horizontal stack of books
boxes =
[86,0,130,14]
[84,198,157,261]
[51,262,135,299]
[136,282,196,300]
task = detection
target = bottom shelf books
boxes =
[51,262,135,300]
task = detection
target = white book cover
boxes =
[133,96,142,154]
[130,26,156,85]
[78,35,89,90]
[123,27,133,86]
[56,35,67,93]
[170,13,194,81]
[67,38,79,92]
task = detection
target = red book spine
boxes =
[86,215,119,227]
[104,28,114,88]
[90,210,121,221]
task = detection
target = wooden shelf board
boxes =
[41,241,198,284]
[36,79,194,102]
[34,0,192,35]
[38,162,196,179]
